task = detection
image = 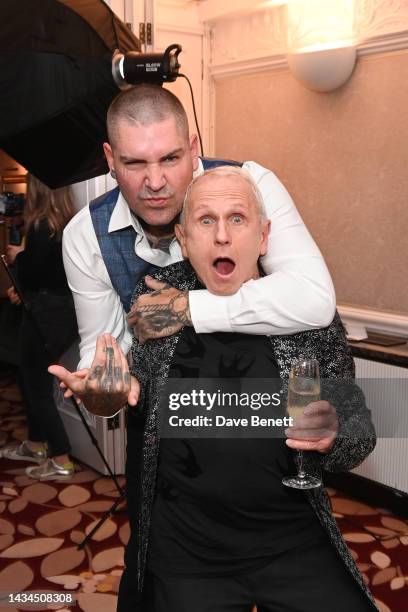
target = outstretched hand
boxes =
[48,333,140,418]
[128,275,192,344]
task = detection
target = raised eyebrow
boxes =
[192,207,247,218]
[192,205,217,217]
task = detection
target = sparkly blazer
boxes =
[130,260,377,608]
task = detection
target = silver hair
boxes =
[180,165,267,225]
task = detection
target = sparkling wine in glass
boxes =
[282,358,322,489]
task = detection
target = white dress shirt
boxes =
[63,160,336,369]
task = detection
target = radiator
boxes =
[353,357,408,494]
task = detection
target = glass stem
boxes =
[297,450,306,479]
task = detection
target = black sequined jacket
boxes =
[129,261,377,608]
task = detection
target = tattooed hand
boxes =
[48,334,140,418]
[128,275,192,344]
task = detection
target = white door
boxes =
[72,0,205,213]
[152,1,205,153]
[71,0,141,210]
[58,0,146,475]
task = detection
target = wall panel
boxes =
[214,51,408,314]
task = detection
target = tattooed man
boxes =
[61,84,336,377]
[52,168,377,612]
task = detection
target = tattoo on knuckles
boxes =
[105,347,114,381]
[101,378,113,392]
[88,366,104,381]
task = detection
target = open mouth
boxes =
[213,257,236,276]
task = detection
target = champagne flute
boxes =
[282,358,322,489]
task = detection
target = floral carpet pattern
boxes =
[1,375,407,612]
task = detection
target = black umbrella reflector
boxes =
[0,51,117,187]
[0,0,141,188]
[1,77,117,188]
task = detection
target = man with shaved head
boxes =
[107,81,190,143]
[56,167,376,612]
[175,166,270,296]
[63,84,336,376]
[60,85,374,611]
[122,166,376,612]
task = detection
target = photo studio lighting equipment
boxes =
[112,43,182,88]
[112,43,204,154]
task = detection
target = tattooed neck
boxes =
[146,234,174,253]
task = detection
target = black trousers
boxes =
[151,538,376,612]
[18,311,70,457]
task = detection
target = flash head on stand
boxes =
[112,43,182,89]
[111,43,204,155]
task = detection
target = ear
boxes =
[259,220,271,257]
[103,142,114,169]
[189,134,199,171]
[175,224,188,259]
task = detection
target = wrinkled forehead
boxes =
[188,173,255,212]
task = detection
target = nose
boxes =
[145,163,166,192]
[214,219,231,245]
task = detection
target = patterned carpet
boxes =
[1,373,407,612]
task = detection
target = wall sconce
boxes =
[287,42,356,92]
[285,0,357,92]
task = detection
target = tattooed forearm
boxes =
[136,305,178,328]
[135,293,191,335]
[128,284,193,341]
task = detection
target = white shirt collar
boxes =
[108,190,145,238]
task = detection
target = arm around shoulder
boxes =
[189,160,336,336]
